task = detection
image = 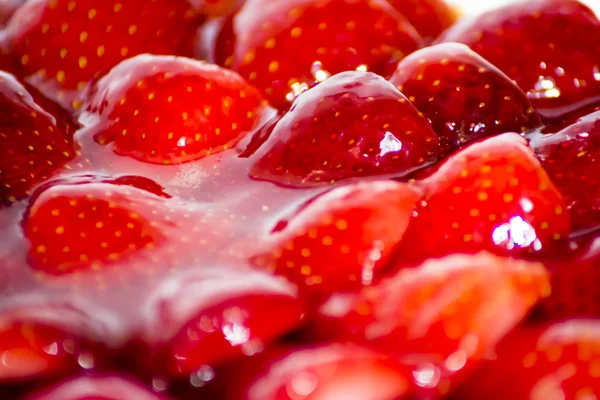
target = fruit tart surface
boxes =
[0,0,599,399]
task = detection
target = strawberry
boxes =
[84,54,271,165]
[439,0,600,121]
[249,71,440,186]
[252,180,420,297]
[316,252,551,396]
[0,319,75,382]
[455,320,600,399]
[0,0,24,27]
[3,0,203,110]
[23,375,171,400]
[0,71,77,205]
[215,343,414,400]
[194,0,242,17]
[528,107,600,233]
[22,175,177,274]
[215,0,423,110]
[389,43,542,154]
[397,133,571,263]
[386,0,457,42]
[136,267,306,378]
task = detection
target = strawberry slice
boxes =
[249,71,440,186]
[137,267,306,378]
[252,180,420,297]
[389,43,542,154]
[4,0,203,110]
[23,375,170,400]
[215,343,414,400]
[84,55,271,165]
[455,319,600,399]
[0,71,76,205]
[316,252,551,396]
[528,107,600,233]
[215,0,423,110]
[386,0,457,42]
[439,0,600,121]
[398,133,571,262]
[22,175,176,275]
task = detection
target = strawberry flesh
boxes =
[455,320,600,399]
[439,0,600,121]
[316,252,551,397]
[528,107,600,233]
[397,133,571,263]
[249,71,440,186]
[253,180,421,297]
[390,43,541,154]
[0,71,76,205]
[85,55,271,165]
[4,0,203,110]
[216,0,423,110]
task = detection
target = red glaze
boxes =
[390,43,542,153]
[398,133,571,263]
[215,0,423,110]
[84,54,273,165]
[217,343,414,400]
[316,253,550,396]
[250,71,440,186]
[23,375,171,400]
[386,0,457,42]
[253,180,421,297]
[439,0,600,121]
[3,0,203,110]
[455,320,600,399]
[0,71,76,204]
[528,108,600,233]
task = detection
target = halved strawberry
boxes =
[23,375,170,400]
[252,180,420,297]
[455,319,600,399]
[398,133,571,263]
[4,0,203,110]
[439,0,600,121]
[215,0,423,110]
[137,267,306,378]
[389,43,541,154]
[316,252,551,396]
[528,107,600,233]
[249,71,440,186]
[0,71,76,205]
[22,175,175,274]
[215,343,414,400]
[84,54,271,165]
[386,0,457,42]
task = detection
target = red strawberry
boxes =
[249,71,440,186]
[0,319,75,382]
[216,343,414,400]
[439,0,600,121]
[528,107,600,233]
[389,43,542,154]
[0,71,76,205]
[397,133,571,263]
[0,0,24,27]
[252,180,420,297]
[84,54,271,165]
[386,0,457,42]
[23,375,171,400]
[137,267,306,377]
[194,0,242,16]
[3,0,203,110]
[316,253,551,396]
[215,0,423,110]
[22,175,177,275]
[455,320,600,399]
